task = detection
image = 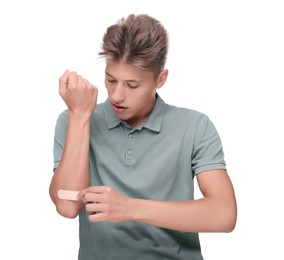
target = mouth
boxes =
[112,103,128,113]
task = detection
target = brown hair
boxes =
[98,14,169,78]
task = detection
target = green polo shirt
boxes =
[53,95,226,260]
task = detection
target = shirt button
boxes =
[127,149,133,155]
[128,133,133,138]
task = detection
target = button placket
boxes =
[125,131,135,164]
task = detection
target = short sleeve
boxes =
[53,110,68,171]
[192,114,226,175]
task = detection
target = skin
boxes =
[49,70,97,217]
[104,61,168,128]
[49,61,237,232]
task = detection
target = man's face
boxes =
[105,61,160,128]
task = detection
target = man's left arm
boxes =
[80,169,237,233]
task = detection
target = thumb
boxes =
[60,69,70,83]
[59,69,70,93]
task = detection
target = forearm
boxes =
[49,113,91,218]
[128,196,237,233]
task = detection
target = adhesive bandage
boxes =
[57,189,80,201]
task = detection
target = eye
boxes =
[127,83,139,89]
[107,78,116,84]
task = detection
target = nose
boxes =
[112,83,125,104]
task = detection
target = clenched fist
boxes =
[59,70,98,118]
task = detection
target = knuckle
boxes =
[70,71,77,76]
[77,75,83,82]
[86,193,95,201]
[105,186,112,192]
[85,203,92,212]
[88,214,95,222]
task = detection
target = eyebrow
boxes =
[105,72,143,83]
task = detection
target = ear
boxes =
[156,69,168,89]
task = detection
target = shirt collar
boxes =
[103,94,166,132]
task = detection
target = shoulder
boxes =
[91,102,106,123]
[55,109,69,125]
[93,102,104,113]
[163,102,208,127]
[161,101,221,141]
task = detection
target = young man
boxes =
[49,14,237,259]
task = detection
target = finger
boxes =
[84,78,90,85]
[77,75,87,88]
[79,186,111,201]
[85,202,106,213]
[88,211,108,222]
[68,71,78,88]
[59,70,70,94]
[59,69,70,83]
[82,186,112,194]
[81,192,106,204]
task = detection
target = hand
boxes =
[80,186,132,223]
[59,70,98,118]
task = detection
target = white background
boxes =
[0,0,283,259]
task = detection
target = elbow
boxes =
[222,217,236,233]
[56,203,81,219]
[57,208,78,219]
[49,186,81,219]
[219,207,237,233]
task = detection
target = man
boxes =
[49,14,237,259]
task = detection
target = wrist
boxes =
[126,198,144,222]
[68,110,92,124]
